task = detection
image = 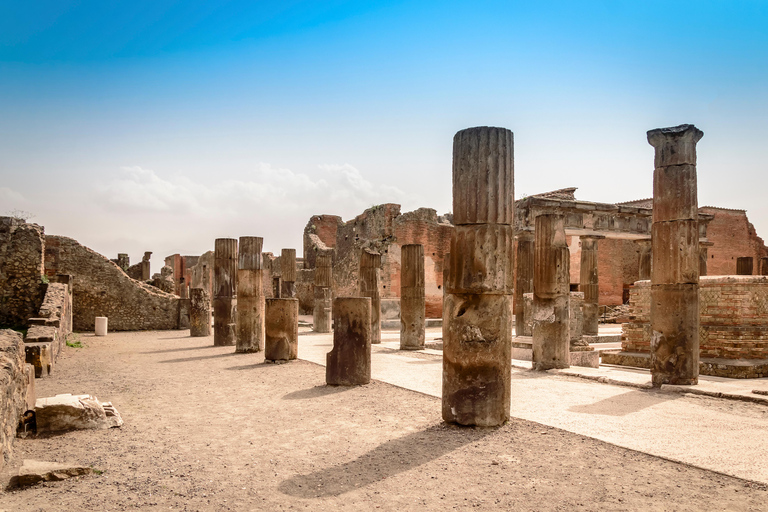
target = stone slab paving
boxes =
[298,326,768,485]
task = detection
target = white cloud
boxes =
[0,186,26,204]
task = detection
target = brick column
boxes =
[514,230,534,336]
[313,251,333,333]
[359,250,382,344]
[213,238,237,346]
[648,124,703,386]
[443,126,514,427]
[634,239,652,281]
[236,236,264,353]
[280,248,297,298]
[579,235,604,336]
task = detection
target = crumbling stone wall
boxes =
[701,207,768,276]
[0,329,29,470]
[26,279,74,360]
[0,217,46,328]
[44,236,180,331]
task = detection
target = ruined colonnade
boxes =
[236,236,264,353]
[313,252,333,333]
[213,238,237,346]
[359,250,382,345]
[400,244,425,350]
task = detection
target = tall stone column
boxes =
[265,298,299,362]
[213,238,237,346]
[443,126,514,427]
[141,252,152,281]
[236,236,264,353]
[359,250,382,344]
[579,235,604,336]
[532,214,570,370]
[648,124,703,387]
[514,230,534,336]
[326,297,371,385]
[634,239,652,281]
[281,249,297,298]
[699,241,714,277]
[189,288,211,337]
[400,244,425,350]
[313,252,333,333]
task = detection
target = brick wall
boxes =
[0,217,46,328]
[701,207,768,276]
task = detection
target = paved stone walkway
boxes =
[297,325,768,485]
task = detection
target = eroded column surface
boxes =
[326,297,371,385]
[265,298,298,362]
[313,252,333,333]
[400,244,425,350]
[189,288,211,337]
[281,248,297,298]
[579,235,604,336]
[514,231,534,336]
[213,238,237,346]
[443,126,514,427]
[699,241,714,277]
[635,239,652,281]
[648,124,703,387]
[532,214,570,370]
[236,236,264,353]
[359,250,382,344]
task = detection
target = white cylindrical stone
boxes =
[95,317,108,336]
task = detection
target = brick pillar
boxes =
[699,241,714,277]
[236,236,264,353]
[359,250,382,344]
[400,244,425,350]
[213,238,237,347]
[443,126,514,427]
[579,235,604,336]
[326,297,371,385]
[514,230,534,336]
[313,252,333,333]
[648,124,702,387]
[634,239,652,281]
[265,298,298,362]
[281,249,297,298]
[737,257,754,275]
[532,214,570,370]
[189,288,211,337]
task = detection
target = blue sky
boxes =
[1,1,767,270]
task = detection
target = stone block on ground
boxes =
[11,459,92,488]
[35,394,123,433]
[569,349,600,368]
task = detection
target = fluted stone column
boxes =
[281,249,297,298]
[699,241,714,277]
[236,236,264,353]
[514,230,534,336]
[213,238,237,346]
[400,244,425,350]
[189,288,211,337]
[359,250,382,344]
[532,214,570,370]
[635,239,652,281]
[443,126,514,427]
[326,297,371,385]
[648,124,703,386]
[313,252,333,333]
[579,235,604,336]
[265,298,298,362]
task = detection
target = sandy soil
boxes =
[1,330,766,511]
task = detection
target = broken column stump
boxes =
[189,287,211,337]
[281,248,297,298]
[579,235,604,336]
[443,126,514,427]
[313,252,333,333]
[514,230,535,336]
[236,236,265,353]
[532,214,570,370]
[648,124,703,386]
[265,298,299,362]
[400,244,425,350]
[359,250,382,344]
[213,238,237,346]
[326,297,371,386]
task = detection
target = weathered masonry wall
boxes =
[0,217,46,328]
[45,236,180,331]
[0,329,31,471]
[700,207,768,276]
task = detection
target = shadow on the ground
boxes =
[158,352,242,364]
[281,385,354,400]
[141,344,216,354]
[278,423,494,498]
[568,389,680,416]
[225,362,273,371]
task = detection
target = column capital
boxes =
[647,124,704,167]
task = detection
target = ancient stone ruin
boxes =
[213,238,237,347]
[312,251,333,333]
[264,298,298,362]
[326,297,371,385]
[399,244,425,350]
[236,237,265,353]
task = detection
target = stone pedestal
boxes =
[579,235,604,336]
[400,244,425,350]
[94,317,108,337]
[313,252,333,333]
[359,250,382,344]
[514,231,534,336]
[648,124,703,386]
[281,248,297,298]
[265,298,298,362]
[635,239,652,281]
[326,297,371,385]
[190,288,211,337]
[214,238,237,346]
[236,236,264,353]
[532,214,570,370]
[443,126,514,427]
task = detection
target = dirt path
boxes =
[1,331,766,511]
